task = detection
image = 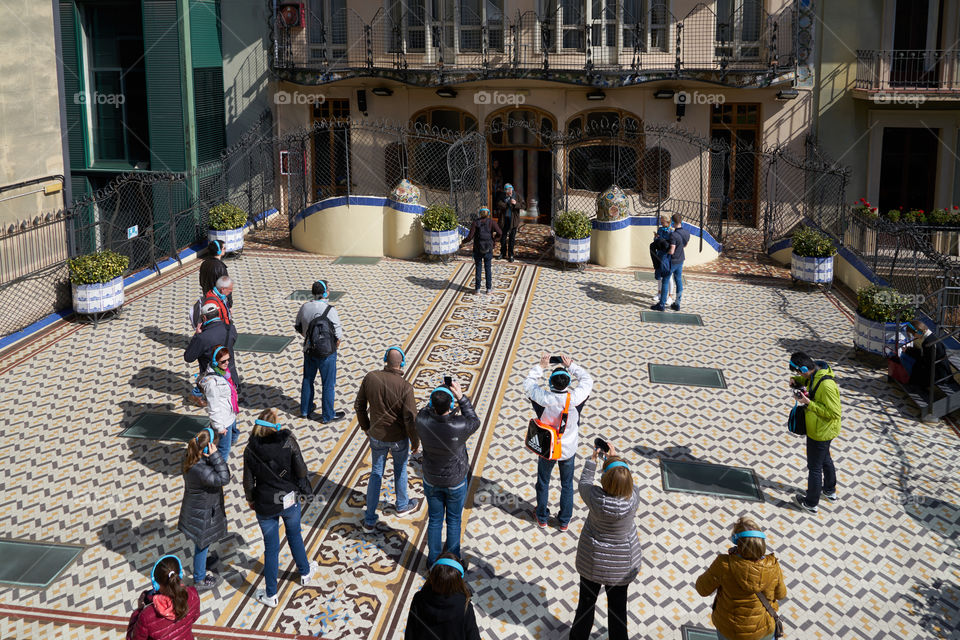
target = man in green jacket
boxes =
[789,352,841,514]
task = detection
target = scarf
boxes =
[211,365,239,414]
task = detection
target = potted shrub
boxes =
[68,249,130,316]
[420,203,460,258]
[207,203,248,255]
[854,284,915,356]
[554,210,591,270]
[845,198,877,254]
[791,226,836,286]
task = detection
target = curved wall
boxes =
[591,217,721,269]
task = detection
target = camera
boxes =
[594,437,610,453]
[793,388,807,399]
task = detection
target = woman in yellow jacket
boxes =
[695,517,786,640]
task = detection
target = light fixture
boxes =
[653,89,675,100]
[371,87,393,97]
[776,88,799,101]
[586,90,606,101]
[436,87,457,98]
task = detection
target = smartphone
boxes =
[594,437,610,453]
[549,355,563,365]
[443,375,453,388]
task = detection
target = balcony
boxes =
[855,49,960,101]
[272,4,797,88]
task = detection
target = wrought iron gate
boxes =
[447,132,487,227]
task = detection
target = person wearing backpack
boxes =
[295,279,345,423]
[651,213,691,312]
[460,207,502,295]
[695,516,786,640]
[789,352,842,514]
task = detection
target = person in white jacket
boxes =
[198,346,240,462]
[524,353,593,531]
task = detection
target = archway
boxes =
[485,107,556,225]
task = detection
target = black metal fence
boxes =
[0,111,276,341]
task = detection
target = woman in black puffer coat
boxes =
[405,553,481,640]
[177,427,230,591]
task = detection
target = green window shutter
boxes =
[60,2,86,170]
[142,0,187,173]
[193,67,226,164]
[190,0,222,68]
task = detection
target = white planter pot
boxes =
[555,235,591,263]
[208,227,244,254]
[791,253,834,283]
[423,228,460,255]
[72,276,124,314]
[854,313,909,356]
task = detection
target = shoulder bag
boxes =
[787,373,834,436]
[525,393,570,460]
[756,591,785,639]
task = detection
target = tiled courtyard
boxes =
[0,244,958,640]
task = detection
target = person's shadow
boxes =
[468,476,536,523]
[406,275,450,291]
[141,325,190,351]
[578,280,652,305]
[632,444,803,510]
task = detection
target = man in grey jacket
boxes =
[414,380,481,565]
[295,280,345,423]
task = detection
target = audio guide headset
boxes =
[432,558,464,577]
[196,427,216,455]
[255,419,282,431]
[315,280,328,298]
[730,530,766,544]
[210,240,221,256]
[428,386,456,409]
[212,346,227,371]
[549,368,570,391]
[789,360,808,374]
[151,555,183,591]
[384,347,406,368]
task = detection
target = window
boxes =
[81,3,150,167]
[487,107,556,148]
[309,0,347,62]
[459,0,505,52]
[649,0,668,52]
[545,0,669,53]
[878,127,939,214]
[313,99,350,201]
[565,110,644,193]
[642,147,671,203]
[409,108,476,189]
[715,0,761,59]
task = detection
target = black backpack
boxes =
[476,218,494,254]
[306,306,337,357]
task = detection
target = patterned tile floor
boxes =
[0,243,957,640]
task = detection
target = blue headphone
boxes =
[150,555,183,591]
[428,386,457,409]
[384,346,406,367]
[504,183,513,191]
[210,240,221,256]
[315,280,328,299]
[432,558,464,577]
[212,346,227,371]
[255,419,282,431]
[789,360,809,374]
[731,530,766,544]
[549,368,570,390]
[197,427,215,455]
[603,461,629,473]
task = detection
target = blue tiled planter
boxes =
[854,314,909,356]
[72,276,124,314]
[791,253,834,284]
[555,235,590,263]
[423,228,459,255]
[208,226,244,254]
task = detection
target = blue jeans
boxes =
[217,420,240,462]
[192,543,208,581]
[805,436,837,507]
[536,456,575,526]
[301,351,337,421]
[423,480,469,565]
[659,262,684,307]
[256,503,310,597]
[474,251,492,290]
[364,437,410,526]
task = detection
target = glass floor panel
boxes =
[333,256,381,265]
[648,364,726,388]
[641,311,704,326]
[0,539,84,589]
[233,333,294,353]
[120,413,209,443]
[661,459,764,502]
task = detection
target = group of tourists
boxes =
[129,233,843,640]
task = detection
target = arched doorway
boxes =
[486,107,556,225]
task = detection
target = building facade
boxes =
[815,0,960,214]
[270,0,812,229]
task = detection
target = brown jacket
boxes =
[695,552,786,640]
[354,367,419,448]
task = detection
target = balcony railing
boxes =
[856,49,960,94]
[272,3,796,85]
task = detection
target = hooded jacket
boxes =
[523,362,593,461]
[792,364,842,441]
[243,430,311,517]
[177,451,230,550]
[129,586,201,640]
[404,584,481,640]
[415,396,481,488]
[696,551,787,640]
[575,459,642,586]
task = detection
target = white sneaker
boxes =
[300,561,321,586]
[255,589,278,608]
